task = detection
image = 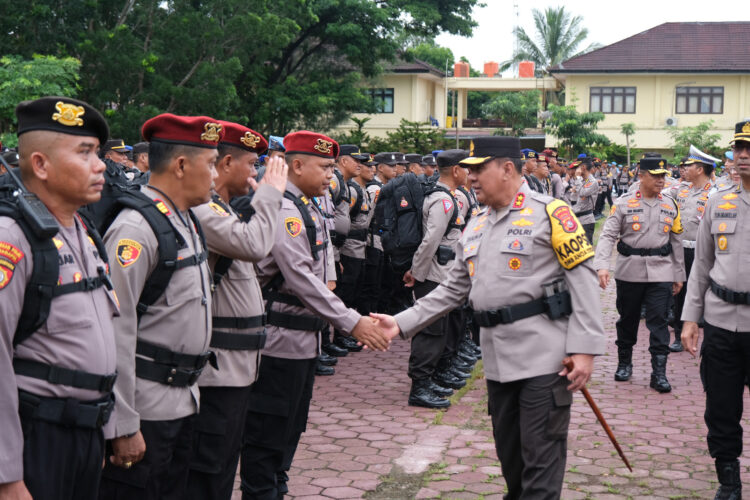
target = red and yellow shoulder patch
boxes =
[116,238,143,268]
[285,217,303,238]
[512,193,525,209]
[0,241,24,290]
[550,204,578,233]
[545,199,593,270]
[153,198,171,216]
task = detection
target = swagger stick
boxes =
[563,360,633,472]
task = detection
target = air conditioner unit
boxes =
[665,117,678,127]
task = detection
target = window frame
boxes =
[589,86,637,114]
[363,88,394,114]
[675,86,724,114]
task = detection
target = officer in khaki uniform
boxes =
[682,121,750,499]
[569,157,599,244]
[664,148,714,352]
[100,114,219,499]
[594,156,686,393]
[374,137,605,500]
[0,97,118,500]
[242,131,389,500]
[186,123,285,499]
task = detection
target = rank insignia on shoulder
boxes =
[53,237,64,250]
[512,193,525,208]
[209,202,230,216]
[609,205,616,216]
[153,199,171,216]
[329,179,337,190]
[285,217,303,238]
[116,239,142,268]
[511,218,533,227]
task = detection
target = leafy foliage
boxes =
[405,42,454,74]
[482,90,540,136]
[666,120,723,161]
[544,104,609,157]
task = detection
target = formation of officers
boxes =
[0,94,748,500]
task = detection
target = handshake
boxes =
[349,313,402,351]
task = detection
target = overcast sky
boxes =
[435,0,745,73]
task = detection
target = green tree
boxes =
[666,120,722,161]
[332,117,371,148]
[482,90,540,136]
[405,42,454,74]
[544,104,609,157]
[369,119,448,153]
[620,122,636,167]
[0,54,81,136]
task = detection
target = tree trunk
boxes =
[626,133,631,166]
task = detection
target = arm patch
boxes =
[546,199,594,270]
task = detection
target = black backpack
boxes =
[79,158,148,233]
[377,174,459,272]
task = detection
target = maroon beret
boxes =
[142,113,224,149]
[284,131,339,159]
[219,121,268,153]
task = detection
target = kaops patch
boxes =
[546,199,593,270]
[609,205,616,216]
[508,239,524,251]
[550,205,578,233]
[719,222,728,232]
[116,239,142,268]
[285,217,303,238]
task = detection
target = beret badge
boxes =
[201,122,223,143]
[743,122,750,134]
[240,131,261,148]
[314,138,333,155]
[52,101,85,127]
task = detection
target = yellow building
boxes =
[551,22,750,154]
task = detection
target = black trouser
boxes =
[702,322,750,462]
[615,280,671,356]
[100,415,195,500]
[241,355,316,500]
[671,247,695,338]
[357,246,383,314]
[487,374,571,500]
[186,385,253,500]
[21,414,105,500]
[382,258,414,315]
[439,307,466,367]
[334,254,365,339]
[583,223,595,246]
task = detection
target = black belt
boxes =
[266,310,327,331]
[710,279,750,305]
[331,230,346,247]
[617,241,672,257]
[18,389,114,429]
[13,359,117,393]
[263,289,305,308]
[473,291,572,327]
[212,314,266,329]
[210,330,266,350]
[135,340,215,387]
[574,209,593,217]
[347,229,368,241]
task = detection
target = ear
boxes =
[173,155,186,179]
[291,157,305,176]
[29,151,50,181]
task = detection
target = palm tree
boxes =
[620,122,636,167]
[501,7,599,104]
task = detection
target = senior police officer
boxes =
[665,148,714,352]
[186,123,286,499]
[373,136,605,500]
[594,155,686,393]
[0,97,117,500]
[99,114,220,499]
[682,121,750,500]
[241,131,390,500]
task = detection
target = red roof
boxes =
[551,22,750,73]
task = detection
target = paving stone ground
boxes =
[233,263,750,499]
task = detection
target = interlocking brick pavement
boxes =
[232,277,750,499]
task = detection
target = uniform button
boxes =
[170,368,177,375]
[167,377,174,383]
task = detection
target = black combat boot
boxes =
[334,333,363,352]
[428,380,453,398]
[315,358,335,376]
[614,348,633,381]
[318,351,338,366]
[649,354,672,393]
[433,369,466,390]
[322,342,348,357]
[408,379,450,409]
[669,335,684,353]
[714,460,742,500]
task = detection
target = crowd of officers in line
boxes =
[0,94,748,500]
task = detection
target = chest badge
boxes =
[718,235,728,251]
[508,257,522,271]
[632,222,641,231]
[511,218,534,227]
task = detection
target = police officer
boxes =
[681,121,750,499]
[544,148,565,199]
[242,131,390,499]
[422,154,437,180]
[100,114,220,499]
[0,96,117,500]
[405,153,424,177]
[594,155,686,393]
[403,149,472,408]
[186,123,286,499]
[521,149,544,193]
[367,153,399,314]
[570,158,599,244]
[665,148,714,353]
[132,142,149,173]
[373,136,605,500]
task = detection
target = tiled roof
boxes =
[551,22,750,73]
[386,59,445,77]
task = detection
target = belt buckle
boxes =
[499,308,514,324]
[188,369,203,386]
[100,372,118,393]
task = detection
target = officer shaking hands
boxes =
[373,136,605,500]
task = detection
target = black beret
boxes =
[437,149,468,168]
[373,152,399,165]
[132,142,149,155]
[421,155,436,166]
[16,96,109,146]
[404,153,422,164]
[339,144,369,161]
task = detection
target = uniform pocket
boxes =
[545,383,573,441]
[710,219,736,254]
[190,409,229,474]
[499,237,533,276]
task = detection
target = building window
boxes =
[590,87,636,114]
[676,87,724,114]
[363,88,394,113]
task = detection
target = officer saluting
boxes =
[682,121,750,499]
[594,155,685,393]
[100,114,219,499]
[374,136,605,500]
[0,97,118,499]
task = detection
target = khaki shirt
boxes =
[411,181,462,283]
[551,172,565,199]
[396,182,605,383]
[571,174,598,224]
[105,186,212,437]
[341,181,373,259]
[594,190,686,283]
[667,181,712,242]
[257,182,361,360]
[330,169,351,261]
[192,184,282,387]
[0,217,118,482]
[682,184,750,331]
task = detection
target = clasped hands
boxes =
[349,314,402,351]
